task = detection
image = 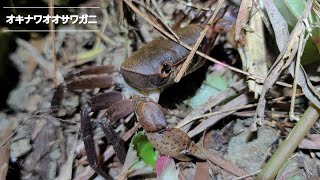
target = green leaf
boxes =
[273,0,305,26]
[206,74,228,91]
[132,132,158,169]
[185,72,229,109]
[273,0,320,64]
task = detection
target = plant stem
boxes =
[257,104,320,180]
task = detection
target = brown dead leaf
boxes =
[56,126,79,180]
[23,117,64,179]
[235,0,252,41]
[245,9,268,98]
[194,131,211,180]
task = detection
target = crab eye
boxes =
[160,63,172,76]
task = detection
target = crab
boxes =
[50,6,244,179]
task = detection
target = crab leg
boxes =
[100,99,134,164]
[64,65,115,80]
[65,74,113,90]
[80,91,134,166]
[50,65,135,178]
[100,120,127,164]
[81,104,112,179]
[51,65,115,107]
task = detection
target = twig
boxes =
[232,110,300,118]
[176,0,211,11]
[131,0,179,41]
[151,0,168,25]
[174,0,225,82]
[49,0,58,86]
[232,170,261,180]
[180,89,303,128]
[87,25,117,47]
[289,30,306,121]
[0,116,34,148]
[179,79,246,133]
[253,0,313,124]
[270,93,304,103]
[176,103,257,129]
[187,93,251,138]
[182,41,291,87]
[94,9,110,48]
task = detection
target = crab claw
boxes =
[134,98,167,132]
[134,99,201,161]
[146,127,199,161]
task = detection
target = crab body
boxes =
[120,24,205,91]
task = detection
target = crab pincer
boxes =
[134,99,199,160]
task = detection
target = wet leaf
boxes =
[156,155,179,180]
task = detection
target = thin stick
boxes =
[270,93,304,103]
[49,0,58,86]
[123,0,177,41]
[131,0,179,41]
[0,116,34,148]
[178,91,305,129]
[174,0,225,82]
[181,41,292,87]
[232,170,261,180]
[176,103,257,128]
[151,0,168,25]
[289,30,305,121]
